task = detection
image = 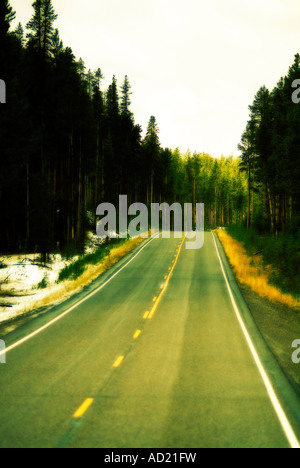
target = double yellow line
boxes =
[148,235,186,320]
[73,236,185,421]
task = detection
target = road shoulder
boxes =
[213,231,300,442]
[239,285,300,393]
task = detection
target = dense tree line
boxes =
[163,151,247,228]
[0,0,247,259]
[239,54,300,234]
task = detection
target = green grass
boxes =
[57,238,127,283]
[227,224,300,301]
[37,275,49,290]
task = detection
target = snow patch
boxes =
[0,232,101,324]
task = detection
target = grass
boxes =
[227,224,300,299]
[37,275,49,290]
[57,238,131,283]
[216,228,300,309]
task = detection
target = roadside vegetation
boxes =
[0,236,143,322]
[227,224,299,300]
[217,226,300,309]
[57,238,126,283]
[37,236,143,310]
[231,56,300,307]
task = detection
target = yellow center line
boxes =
[153,296,157,302]
[73,398,94,419]
[148,236,185,320]
[113,355,124,368]
[143,311,149,319]
[133,329,141,340]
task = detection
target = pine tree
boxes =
[120,75,133,117]
[0,2,32,253]
[238,55,300,234]
[93,80,105,206]
[285,54,300,225]
[106,75,119,121]
[145,116,160,147]
[238,120,257,228]
[144,116,160,204]
[13,22,25,47]
[25,0,58,260]
[51,28,63,58]
[26,0,58,59]
[26,0,43,51]
[0,0,16,68]
[0,0,15,39]
[86,69,95,96]
[94,68,104,90]
[247,86,276,230]
[42,0,57,56]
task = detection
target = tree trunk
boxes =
[267,185,275,232]
[247,162,251,228]
[26,155,30,247]
[150,169,154,205]
[77,137,83,248]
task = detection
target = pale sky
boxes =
[10,0,300,157]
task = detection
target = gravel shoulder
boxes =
[239,284,300,394]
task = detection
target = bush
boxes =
[58,258,86,282]
[227,224,300,300]
[84,246,109,266]
[38,275,49,289]
[227,223,265,254]
[57,237,130,283]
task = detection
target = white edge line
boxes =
[212,232,300,449]
[0,234,159,357]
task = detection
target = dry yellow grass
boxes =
[22,237,144,314]
[216,229,300,309]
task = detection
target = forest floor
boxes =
[0,233,142,326]
[216,229,300,393]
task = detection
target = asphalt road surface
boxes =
[0,232,300,448]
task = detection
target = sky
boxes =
[10,0,300,157]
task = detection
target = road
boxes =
[0,232,300,448]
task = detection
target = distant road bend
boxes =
[0,232,300,448]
